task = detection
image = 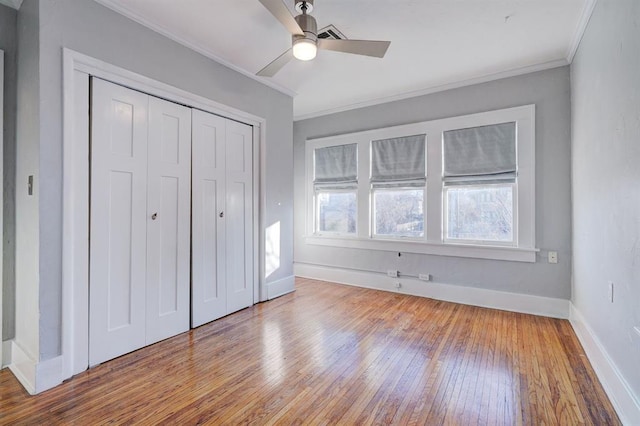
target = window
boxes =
[445,184,514,242]
[316,191,356,234]
[373,188,424,237]
[370,135,426,238]
[313,143,358,235]
[442,122,517,245]
[305,105,536,262]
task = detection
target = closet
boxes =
[88,78,253,365]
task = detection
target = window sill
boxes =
[304,235,538,263]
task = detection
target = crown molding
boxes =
[294,58,568,121]
[566,0,598,63]
[92,0,297,98]
[0,0,23,10]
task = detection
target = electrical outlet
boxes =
[608,281,614,303]
[548,251,558,264]
[394,282,402,289]
[387,270,398,278]
[418,273,430,281]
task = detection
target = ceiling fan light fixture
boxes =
[293,38,317,61]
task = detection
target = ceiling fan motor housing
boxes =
[293,12,318,44]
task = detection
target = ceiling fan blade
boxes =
[256,48,294,77]
[258,0,304,36]
[318,39,391,58]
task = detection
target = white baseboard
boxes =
[570,304,640,425]
[9,341,36,394]
[294,263,569,319]
[2,340,11,368]
[8,341,63,395]
[35,355,64,393]
[266,274,295,300]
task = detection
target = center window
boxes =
[370,135,426,238]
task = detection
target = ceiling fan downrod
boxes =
[294,0,314,14]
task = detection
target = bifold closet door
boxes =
[89,78,191,366]
[145,96,192,345]
[192,110,253,327]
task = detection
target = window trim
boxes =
[304,104,537,263]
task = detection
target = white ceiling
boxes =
[20,0,595,119]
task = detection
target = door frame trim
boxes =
[62,48,266,379]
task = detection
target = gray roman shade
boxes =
[443,122,517,185]
[371,134,426,188]
[314,143,358,189]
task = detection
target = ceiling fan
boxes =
[257,0,391,77]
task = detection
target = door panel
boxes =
[192,110,227,327]
[158,176,179,314]
[90,78,148,366]
[192,112,253,325]
[146,96,192,344]
[225,121,254,314]
[202,179,219,302]
[107,171,135,330]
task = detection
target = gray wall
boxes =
[571,0,640,402]
[0,3,16,342]
[294,66,572,299]
[19,0,294,361]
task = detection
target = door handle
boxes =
[219,211,224,218]
[151,213,158,220]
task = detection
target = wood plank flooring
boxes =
[0,278,619,425]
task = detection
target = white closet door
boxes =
[191,109,227,327]
[145,96,192,344]
[89,78,149,366]
[192,111,253,326]
[225,120,254,313]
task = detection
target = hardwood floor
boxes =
[0,278,619,425]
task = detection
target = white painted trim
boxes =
[8,340,36,394]
[62,48,266,381]
[0,0,22,10]
[35,356,64,394]
[266,275,296,300]
[8,341,64,394]
[565,0,598,63]
[92,0,296,99]
[259,122,269,303]
[295,263,570,319]
[2,340,11,368]
[570,304,640,425]
[294,60,567,121]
